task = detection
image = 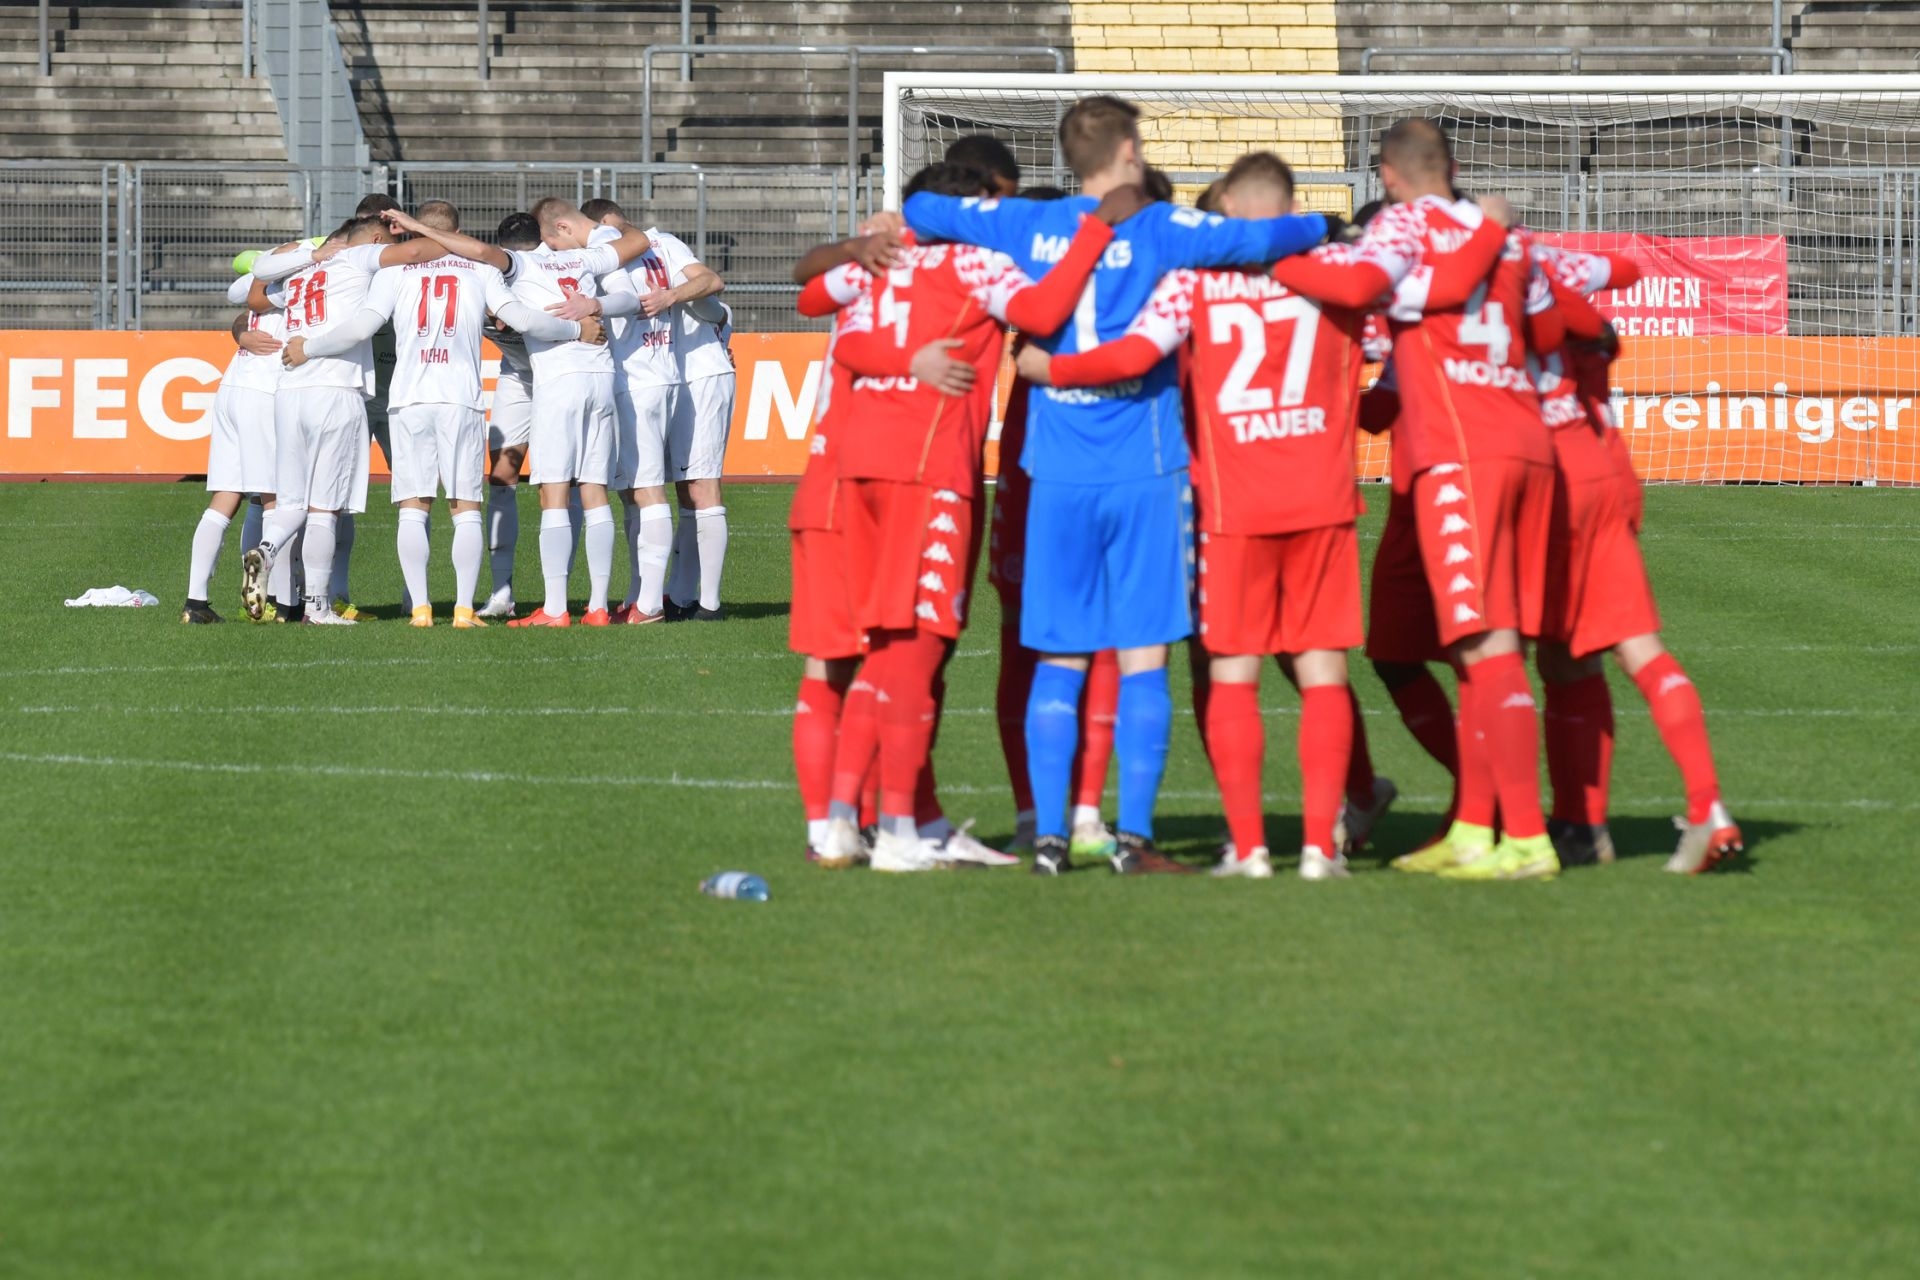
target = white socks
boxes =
[487,484,518,598]
[582,503,615,613]
[538,508,572,617]
[694,505,728,612]
[330,510,355,604]
[451,509,483,610]
[668,506,698,606]
[633,502,673,615]
[1072,804,1104,830]
[397,507,431,609]
[187,509,230,603]
[302,511,338,614]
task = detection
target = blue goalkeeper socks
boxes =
[1116,667,1174,839]
[1025,662,1086,840]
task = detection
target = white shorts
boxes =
[614,381,678,490]
[669,372,735,481]
[274,386,371,513]
[208,382,276,495]
[530,371,616,487]
[489,370,532,453]
[390,402,487,504]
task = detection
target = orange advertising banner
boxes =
[3,331,1916,485]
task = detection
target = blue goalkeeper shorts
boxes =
[1019,471,1194,654]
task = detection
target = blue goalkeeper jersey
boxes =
[902,193,1328,484]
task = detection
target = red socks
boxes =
[1299,685,1354,854]
[871,629,951,821]
[1389,669,1460,776]
[1451,667,1497,829]
[1204,679,1266,857]
[1344,685,1376,806]
[996,623,1037,813]
[793,676,845,822]
[1544,673,1614,826]
[1631,653,1720,824]
[829,675,880,812]
[1466,652,1546,840]
[1072,649,1120,808]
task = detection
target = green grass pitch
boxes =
[0,481,1915,1278]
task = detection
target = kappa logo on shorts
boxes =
[1430,463,1463,476]
[1443,543,1473,565]
[1447,573,1476,595]
[796,698,815,715]
[918,571,947,593]
[932,489,962,504]
[1438,513,1471,535]
[915,601,939,623]
[1452,602,1482,624]
[1433,483,1466,506]
[922,543,955,564]
[1501,691,1538,710]
[929,512,960,534]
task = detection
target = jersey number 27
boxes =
[1207,296,1321,413]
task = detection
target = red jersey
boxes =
[1051,254,1366,535]
[788,262,868,531]
[833,220,1111,496]
[1361,197,1554,474]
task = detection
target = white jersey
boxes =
[222,276,287,394]
[589,223,680,388]
[272,243,383,394]
[505,243,620,381]
[364,255,519,410]
[648,227,734,382]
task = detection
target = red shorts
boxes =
[1544,432,1662,659]
[1412,457,1554,648]
[1366,488,1442,664]
[835,478,976,639]
[987,469,1028,605]
[1197,523,1363,655]
[788,527,865,659]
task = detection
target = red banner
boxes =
[1539,232,1788,337]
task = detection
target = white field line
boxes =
[0,649,994,681]
[11,702,1913,721]
[0,749,1913,813]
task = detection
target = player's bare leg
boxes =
[480,445,525,618]
[616,482,671,624]
[1613,633,1742,872]
[1537,641,1616,866]
[1438,628,1556,880]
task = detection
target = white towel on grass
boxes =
[64,586,161,608]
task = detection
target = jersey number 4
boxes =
[1208,296,1321,413]
[1459,282,1512,364]
[416,275,460,336]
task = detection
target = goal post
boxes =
[882,73,1920,484]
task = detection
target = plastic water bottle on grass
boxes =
[701,872,769,902]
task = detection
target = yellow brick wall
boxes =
[1068,1,1344,208]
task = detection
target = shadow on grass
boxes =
[344,599,792,623]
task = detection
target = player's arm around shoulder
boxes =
[1153,201,1329,270]
[901,191,1040,259]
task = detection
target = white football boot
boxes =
[304,609,357,626]
[240,545,273,622]
[868,827,949,873]
[1210,846,1274,879]
[476,586,517,619]
[1665,801,1744,875]
[1298,845,1352,881]
[940,820,1021,868]
[815,817,866,870]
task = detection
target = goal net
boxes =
[884,73,1920,485]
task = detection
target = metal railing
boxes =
[1357,44,1796,74]
[640,42,1067,234]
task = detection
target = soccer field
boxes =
[1,481,1915,1278]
